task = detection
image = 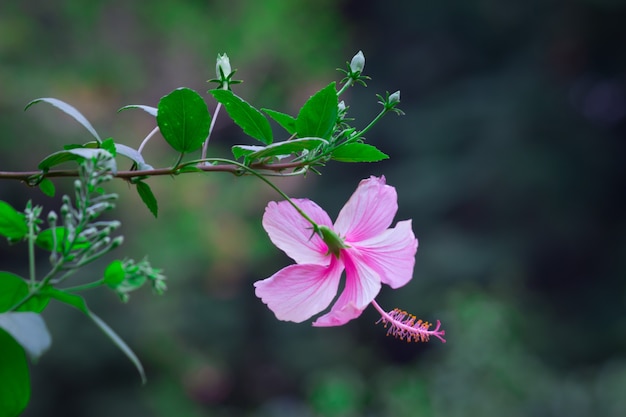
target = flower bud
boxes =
[216,53,232,78]
[350,50,365,74]
[338,101,346,112]
[388,90,401,105]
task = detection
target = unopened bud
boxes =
[350,50,365,74]
[47,210,58,224]
[389,90,401,105]
[216,53,232,79]
[338,101,346,112]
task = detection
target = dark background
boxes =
[1,1,625,416]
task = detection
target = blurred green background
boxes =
[2,1,626,416]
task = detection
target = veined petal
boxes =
[313,250,381,327]
[334,176,398,242]
[353,220,417,289]
[254,260,343,323]
[263,199,333,265]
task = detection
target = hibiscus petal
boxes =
[263,199,333,265]
[353,220,417,289]
[312,250,381,327]
[254,260,343,323]
[334,176,398,242]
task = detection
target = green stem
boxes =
[183,158,319,229]
[336,78,354,97]
[62,279,105,293]
[27,212,36,286]
[353,107,388,140]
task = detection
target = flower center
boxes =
[317,225,348,258]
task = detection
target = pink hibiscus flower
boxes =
[254,176,444,343]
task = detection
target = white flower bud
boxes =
[338,101,346,112]
[389,90,401,105]
[216,53,232,78]
[350,50,365,74]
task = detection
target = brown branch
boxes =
[0,161,308,184]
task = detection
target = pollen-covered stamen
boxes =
[371,300,446,343]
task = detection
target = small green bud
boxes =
[350,50,365,74]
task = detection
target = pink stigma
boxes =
[371,300,446,343]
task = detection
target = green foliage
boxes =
[0,329,30,417]
[232,138,328,163]
[296,82,338,140]
[135,181,158,218]
[25,98,102,143]
[0,312,51,361]
[37,179,55,197]
[210,89,273,145]
[41,287,146,384]
[331,143,389,162]
[0,272,48,314]
[0,201,28,240]
[262,108,297,135]
[156,88,211,153]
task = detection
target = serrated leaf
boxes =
[42,287,146,384]
[210,89,273,144]
[38,178,55,197]
[114,144,153,170]
[25,98,101,143]
[0,201,28,240]
[262,109,297,135]
[233,137,328,162]
[104,260,125,288]
[331,143,389,162]
[0,312,51,361]
[0,329,30,417]
[156,88,211,153]
[118,105,158,117]
[0,272,49,313]
[136,181,158,218]
[296,82,338,140]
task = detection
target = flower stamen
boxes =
[371,300,446,343]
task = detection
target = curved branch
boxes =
[0,160,311,183]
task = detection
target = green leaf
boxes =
[42,288,146,384]
[0,272,49,313]
[118,104,157,117]
[156,88,211,153]
[210,89,273,144]
[101,138,117,156]
[114,144,153,170]
[0,329,30,417]
[104,260,125,288]
[0,312,51,361]
[25,97,101,143]
[136,181,158,218]
[232,137,328,161]
[262,109,296,135]
[296,82,338,140]
[331,143,389,162]
[38,178,55,197]
[38,147,115,172]
[35,227,88,253]
[0,201,27,240]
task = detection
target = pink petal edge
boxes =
[254,259,343,323]
[334,176,399,243]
